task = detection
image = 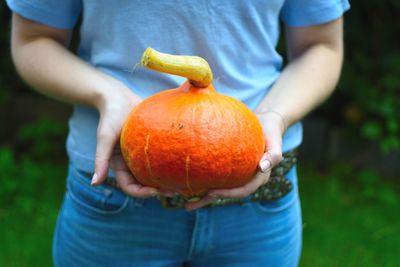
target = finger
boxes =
[109,145,127,171]
[264,150,282,168]
[185,195,216,211]
[115,168,159,198]
[208,170,270,199]
[92,129,118,185]
[263,134,283,168]
[259,153,271,172]
[111,149,172,197]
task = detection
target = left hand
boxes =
[185,111,286,211]
[90,81,174,198]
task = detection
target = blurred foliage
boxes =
[336,0,400,153]
[0,3,16,104]
[0,146,66,267]
[0,116,67,218]
[0,116,67,266]
[0,146,65,214]
[16,117,68,160]
[300,162,400,267]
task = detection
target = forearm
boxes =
[10,13,139,112]
[12,37,130,111]
[256,43,343,129]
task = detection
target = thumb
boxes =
[259,133,283,173]
[91,129,118,186]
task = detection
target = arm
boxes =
[256,17,344,130]
[11,14,127,111]
[186,17,344,210]
[253,17,344,167]
[11,13,159,197]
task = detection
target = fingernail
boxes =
[91,173,99,185]
[260,160,271,172]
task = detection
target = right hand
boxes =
[90,79,172,198]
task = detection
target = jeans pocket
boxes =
[251,186,298,214]
[67,167,130,215]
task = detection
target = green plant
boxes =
[0,146,66,267]
[16,117,67,160]
[339,0,400,153]
[299,162,400,267]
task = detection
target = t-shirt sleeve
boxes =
[280,0,350,27]
[6,0,82,29]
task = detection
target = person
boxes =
[7,1,350,266]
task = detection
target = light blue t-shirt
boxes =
[7,0,350,173]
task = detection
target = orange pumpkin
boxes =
[120,48,265,197]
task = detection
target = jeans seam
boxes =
[187,211,200,259]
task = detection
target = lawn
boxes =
[0,148,66,267]
[299,162,400,267]
[0,147,399,266]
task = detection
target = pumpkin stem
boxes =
[141,47,213,88]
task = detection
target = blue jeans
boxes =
[52,164,302,267]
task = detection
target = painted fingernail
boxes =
[91,173,99,185]
[260,160,271,172]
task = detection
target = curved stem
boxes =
[141,48,213,88]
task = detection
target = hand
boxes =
[185,111,286,211]
[90,79,168,198]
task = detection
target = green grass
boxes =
[299,163,400,267]
[0,148,66,267]
[0,148,399,266]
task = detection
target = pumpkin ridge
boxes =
[144,134,153,176]
[185,155,194,196]
[142,133,172,190]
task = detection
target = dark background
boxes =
[1,1,399,266]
